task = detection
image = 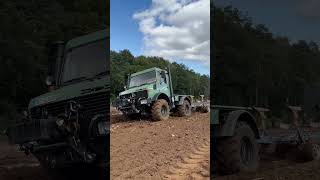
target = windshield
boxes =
[129,71,156,88]
[61,39,108,84]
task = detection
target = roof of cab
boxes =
[66,29,108,49]
[131,67,165,76]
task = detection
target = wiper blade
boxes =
[86,71,108,81]
[138,81,154,86]
[63,76,87,84]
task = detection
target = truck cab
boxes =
[6,30,109,178]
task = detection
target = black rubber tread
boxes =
[216,121,259,175]
[177,100,191,117]
[151,99,170,121]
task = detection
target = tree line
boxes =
[212,5,320,119]
[110,49,210,101]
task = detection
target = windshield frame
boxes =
[128,70,157,88]
[58,38,107,86]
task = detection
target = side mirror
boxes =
[124,86,127,90]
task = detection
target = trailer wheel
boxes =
[216,121,259,175]
[177,100,191,117]
[152,99,170,121]
[301,143,320,161]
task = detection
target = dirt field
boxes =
[214,157,320,180]
[0,138,106,180]
[110,108,210,180]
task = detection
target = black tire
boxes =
[177,100,191,117]
[216,121,259,175]
[212,138,218,175]
[301,143,320,161]
[151,99,170,121]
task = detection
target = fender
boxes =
[152,93,171,104]
[219,110,259,138]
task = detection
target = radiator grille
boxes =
[120,90,148,99]
[30,91,109,119]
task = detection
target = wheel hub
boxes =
[240,137,253,165]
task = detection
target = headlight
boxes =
[98,121,109,135]
[140,99,148,104]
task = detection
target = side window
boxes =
[160,71,167,84]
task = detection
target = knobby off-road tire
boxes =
[151,99,170,121]
[177,100,191,117]
[212,138,218,175]
[216,121,259,175]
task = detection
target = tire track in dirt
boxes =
[163,141,210,180]
[110,111,210,179]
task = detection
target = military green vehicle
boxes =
[6,30,109,178]
[114,67,194,121]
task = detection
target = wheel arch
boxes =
[220,110,260,139]
[177,95,192,106]
[153,93,170,104]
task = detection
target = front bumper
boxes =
[6,117,58,144]
[114,97,151,113]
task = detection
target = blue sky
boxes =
[110,0,210,75]
[214,0,320,45]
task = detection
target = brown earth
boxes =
[214,157,320,180]
[110,108,210,180]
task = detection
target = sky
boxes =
[111,0,210,75]
[214,0,320,45]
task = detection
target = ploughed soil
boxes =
[110,107,210,180]
[214,157,320,180]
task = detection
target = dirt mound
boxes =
[110,111,210,179]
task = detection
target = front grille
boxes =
[120,90,148,99]
[120,93,132,99]
[30,91,109,119]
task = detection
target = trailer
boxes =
[212,104,320,175]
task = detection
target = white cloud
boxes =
[133,0,210,69]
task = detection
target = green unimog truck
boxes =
[114,67,194,121]
[6,30,109,178]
